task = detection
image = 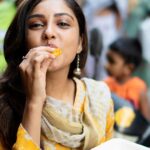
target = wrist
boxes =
[25,99,45,113]
[26,96,46,107]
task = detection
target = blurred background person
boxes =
[104,37,150,121]
[104,37,150,147]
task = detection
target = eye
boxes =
[57,21,70,29]
[107,54,115,64]
[28,22,44,29]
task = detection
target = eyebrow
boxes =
[27,13,74,21]
[55,13,74,21]
[27,14,44,20]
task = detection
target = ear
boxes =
[124,63,135,75]
[128,63,135,72]
[77,37,82,54]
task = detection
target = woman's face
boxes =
[26,0,82,72]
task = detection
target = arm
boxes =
[22,101,43,146]
[19,46,56,146]
[12,125,40,150]
[0,125,40,150]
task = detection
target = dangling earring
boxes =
[73,54,81,76]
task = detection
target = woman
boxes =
[0,0,114,149]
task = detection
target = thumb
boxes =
[41,58,52,74]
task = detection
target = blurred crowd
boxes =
[77,0,150,88]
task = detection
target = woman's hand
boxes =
[19,46,57,146]
[19,46,56,106]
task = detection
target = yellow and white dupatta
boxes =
[41,78,114,150]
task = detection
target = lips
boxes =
[48,43,57,48]
[47,43,62,56]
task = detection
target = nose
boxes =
[43,24,56,40]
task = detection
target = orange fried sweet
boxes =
[51,48,62,57]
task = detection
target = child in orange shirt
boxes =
[104,37,150,120]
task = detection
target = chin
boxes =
[47,66,58,72]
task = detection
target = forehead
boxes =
[108,50,125,61]
[30,0,75,17]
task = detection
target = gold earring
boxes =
[73,54,81,76]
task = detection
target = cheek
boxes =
[62,37,80,59]
[63,26,80,49]
[26,31,42,49]
[66,36,79,50]
[62,49,76,66]
[107,64,118,74]
[114,64,124,75]
[114,64,121,71]
[26,31,34,48]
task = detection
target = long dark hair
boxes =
[0,0,88,149]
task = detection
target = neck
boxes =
[115,76,132,84]
[46,69,75,104]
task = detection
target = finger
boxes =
[32,54,54,76]
[19,62,33,88]
[34,51,56,59]
[22,48,56,66]
[19,59,29,74]
[20,50,55,71]
[26,46,58,59]
[41,58,52,74]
